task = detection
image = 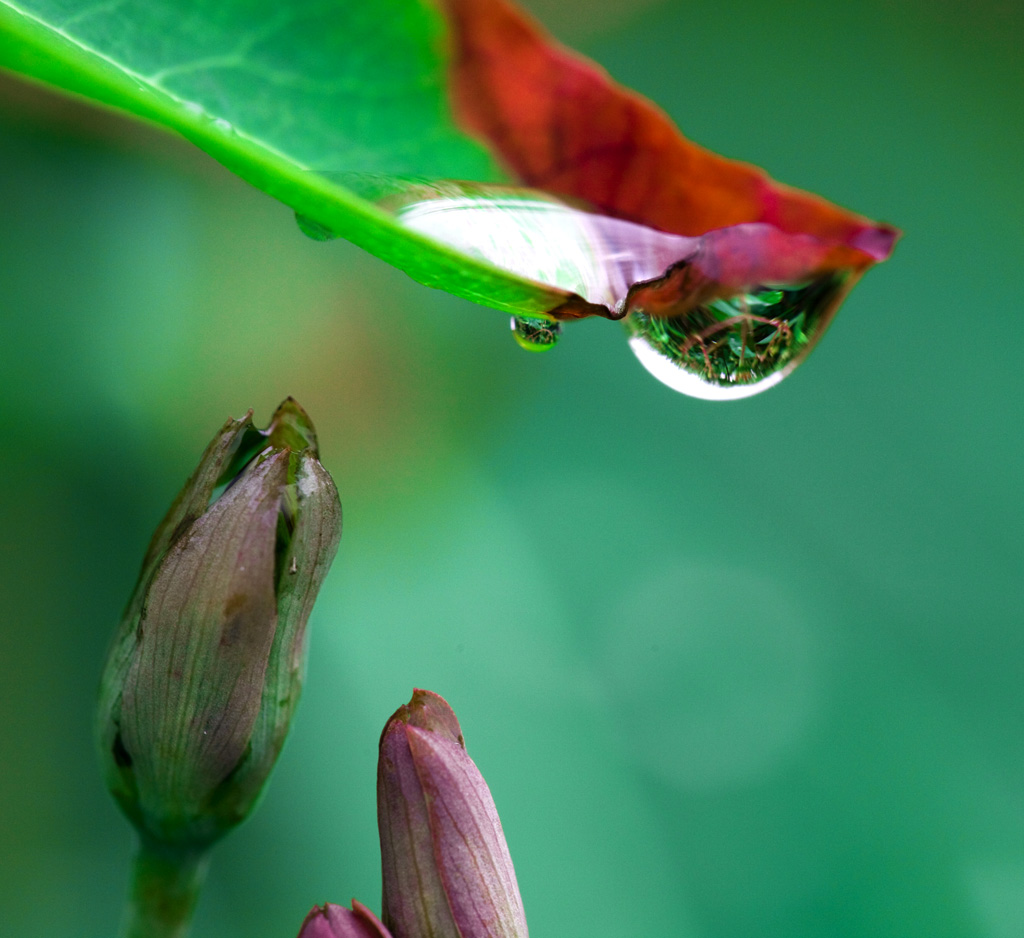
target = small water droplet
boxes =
[625,275,848,400]
[294,213,339,241]
[511,315,561,352]
[212,117,234,133]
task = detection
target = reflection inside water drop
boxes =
[625,276,849,400]
[511,315,561,352]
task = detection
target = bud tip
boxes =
[382,689,465,751]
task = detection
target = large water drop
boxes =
[625,276,849,400]
[511,315,561,352]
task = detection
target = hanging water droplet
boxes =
[625,275,849,400]
[511,315,561,352]
[294,213,339,241]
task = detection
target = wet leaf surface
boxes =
[0,0,898,394]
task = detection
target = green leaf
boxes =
[0,0,570,315]
[0,0,898,362]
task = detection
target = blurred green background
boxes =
[1,0,1022,935]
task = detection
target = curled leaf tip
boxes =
[439,0,899,259]
[849,224,900,261]
[422,0,900,340]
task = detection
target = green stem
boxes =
[119,837,211,938]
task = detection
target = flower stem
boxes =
[120,837,210,938]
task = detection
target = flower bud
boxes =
[97,399,342,848]
[298,901,393,938]
[377,690,528,938]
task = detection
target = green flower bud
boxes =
[97,399,341,849]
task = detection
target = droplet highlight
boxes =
[394,186,697,309]
[511,316,561,352]
[625,276,849,400]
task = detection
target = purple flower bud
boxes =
[377,690,529,938]
[298,901,393,938]
[96,399,342,848]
